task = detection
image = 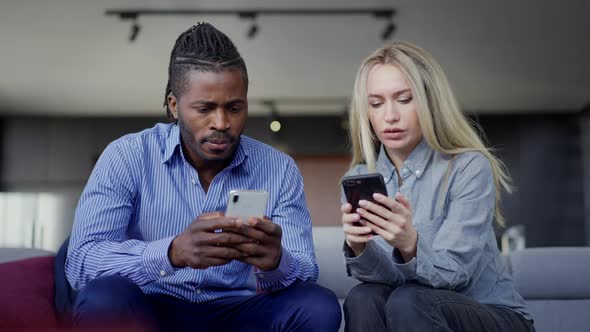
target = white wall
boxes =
[0,192,76,251]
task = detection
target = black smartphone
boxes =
[341,173,388,229]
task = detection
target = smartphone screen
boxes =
[341,173,388,230]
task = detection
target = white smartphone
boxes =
[225,190,269,221]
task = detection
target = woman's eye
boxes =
[398,97,413,104]
[369,102,382,108]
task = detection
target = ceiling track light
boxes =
[106,8,396,41]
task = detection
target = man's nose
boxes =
[211,109,230,130]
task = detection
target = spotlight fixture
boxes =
[130,19,141,42]
[116,12,141,42]
[381,21,396,41]
[263,100,282,133]
[239,12,259,39]
[247,23,259,39]
[270,119,282,132]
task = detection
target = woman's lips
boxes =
[382,128,405,139]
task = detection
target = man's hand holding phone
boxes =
[169,189,283,271]
[233,216,283,271]
[168,212,253,269]
[224,190,282,271]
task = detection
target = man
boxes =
[65,22,341,331]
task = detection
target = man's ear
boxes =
[167,93,179,120]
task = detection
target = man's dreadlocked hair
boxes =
[163,22,248,120]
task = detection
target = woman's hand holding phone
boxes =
[357,192,418,262]
[341,203,374,257]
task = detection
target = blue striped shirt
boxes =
[66,123,318,302]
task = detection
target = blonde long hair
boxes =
[349,42,512,226]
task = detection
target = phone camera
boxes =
[233,195,239,203]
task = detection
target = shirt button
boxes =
[196,289,202,295]
[159,270,166,276]
[191,179,196,185]
[415,170,421,175]
[384,177,389,182]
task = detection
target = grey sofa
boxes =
[1,228,589,331]
[312,226,590,332]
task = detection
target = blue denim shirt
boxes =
[343,139,531,320]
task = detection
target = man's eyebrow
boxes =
[188,99,246,107]
[190,100,215,106]
[225,98,246,105]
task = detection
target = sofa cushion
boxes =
[509,247,590,299]
[0,255,59,328]
[526,299,590,332]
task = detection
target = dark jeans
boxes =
[72,275,342,332]
[343,283,535,332]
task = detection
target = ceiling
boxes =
[0,0,589,117]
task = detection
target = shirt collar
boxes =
[376,138,433,182]
[402,138,433,178]
[162,124,181,164]
[162,124,247,168]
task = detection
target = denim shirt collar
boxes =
[162,124,247,168]
[376,138,433,183]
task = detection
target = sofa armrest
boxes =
[0,248,54,264]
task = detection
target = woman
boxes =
[340,42,535,332]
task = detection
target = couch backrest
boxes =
[508,247,590,300]
[508,247,590,332]
[312,226,359,299]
